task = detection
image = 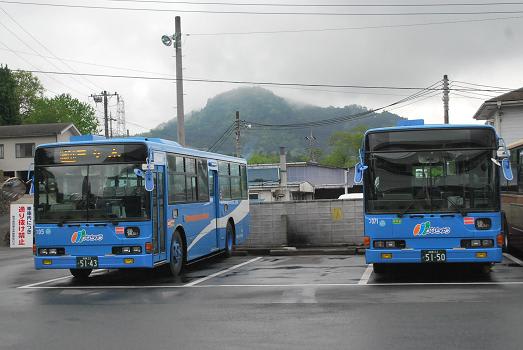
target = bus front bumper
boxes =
[366,248,502,264]
[34,254,155,269]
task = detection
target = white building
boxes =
[474,88,523,145]
[0,123,80,178]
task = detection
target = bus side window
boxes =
[197,158,209,201]
[209,172,214,197]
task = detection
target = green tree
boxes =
[12,70,44,119]
[0,65,21,125]
[25,94,99,134]
[248,152,280,164]
[321,125,367,168]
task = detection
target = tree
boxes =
[25,94,99,134]
[321,125,367,168]
[0,65,21,125]
[248,152,280,164]
[12,70,44,119]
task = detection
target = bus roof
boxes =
[365,123,497,137]
[36,136,247,164]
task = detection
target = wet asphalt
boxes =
[2,247,523,350]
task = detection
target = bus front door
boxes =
[152,165,167,263]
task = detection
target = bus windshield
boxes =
[35,143,150,223]
[365,149,499,214]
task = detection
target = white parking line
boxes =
[183,257,262,287]
[358,264,373,285]
[18,269,107,289]
[503,253,523,266]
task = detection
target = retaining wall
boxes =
[244,199,364,247]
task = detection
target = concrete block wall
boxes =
[244,199,364,247]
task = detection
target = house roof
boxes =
[0,123,81,138]
[474,87,523,120]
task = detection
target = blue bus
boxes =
[354,122,513,273]
[32,135,250,279]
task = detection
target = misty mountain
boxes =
[143,87,406,159]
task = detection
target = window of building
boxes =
[0,144,4,159]
[16,143,34,158]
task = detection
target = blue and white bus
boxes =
[32,135,250,279]
[354,122,513,273]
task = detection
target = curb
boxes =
[234,246,365,256]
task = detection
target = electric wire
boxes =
[242,80,443,130]
[0,6,102,92]
[4,1,523,16]
[187,15,523,36]
[208,123,235,151]
[14,70,512,92]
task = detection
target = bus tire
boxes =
[224,221,235,258]
[372,263,387,274]
[70,268,92,280]
[169,230,185,276]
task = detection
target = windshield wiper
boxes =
[444,195,467,217]
[397,199,417,217]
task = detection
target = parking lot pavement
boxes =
[3,247,523,350]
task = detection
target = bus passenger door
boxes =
[211,170,220,249]
[152,165,167,263]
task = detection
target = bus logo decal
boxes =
[413,222,450,236]
[71,229,103,243]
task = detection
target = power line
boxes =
[451,79,513,91]
[3,1,523,16]
[0,5,101,92]
[187,15,523,36]
[0,20,88,96]
[208,123,235,152]
[100,0,523,7]
[14,69,513,92]
[243,80,444,129]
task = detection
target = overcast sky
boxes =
[1,0,523,135]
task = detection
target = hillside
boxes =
[143,87,406,158]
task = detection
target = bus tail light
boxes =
[145,242,153,253]
[363,237,370,248]
[497,234,504,247]
[33,244,36,255]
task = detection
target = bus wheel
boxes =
[372,263,387,274]
[224,221,234,258]
[169,230,185,276]
[70,268,92,280]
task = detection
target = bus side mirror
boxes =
[502,158,513,181]
[1,177,28,200]
[145,169,154,192]
[354,163,367,184]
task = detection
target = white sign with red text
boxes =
[10,204,33,248]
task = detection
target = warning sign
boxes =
[10,204,33,248]
[331,207,343,221]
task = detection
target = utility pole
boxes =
[305,129,317,162]
[443,74,449,124]
[103,91,109,137]
[91,91,119,137]
[235,111,240,157]
[175,16,185,146]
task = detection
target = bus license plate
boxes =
[76,257,98,269]
[421,250,446,263]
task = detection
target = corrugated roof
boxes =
[0,123,80,138]
[486,87,523,103]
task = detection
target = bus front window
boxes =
[365,149,499,214]
[36,164,150,223]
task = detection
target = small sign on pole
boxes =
[10,204,33,248]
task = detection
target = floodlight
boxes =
[161,35,172,47]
